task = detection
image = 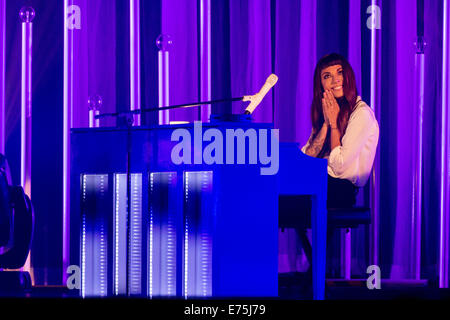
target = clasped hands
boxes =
[322,90,339,129]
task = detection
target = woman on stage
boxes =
[301,53,379,208]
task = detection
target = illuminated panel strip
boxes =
[81,174,109,297]
[440,0,450,288]
[98,220,107,296]
[148,172,177,297]
[97,175,107,296]
[183,172,189,298]
[114,174,125,295]
[81,175,87,298]
[129,174,142,295]
[148,173,154,297]
[199,172,212,297]
[183,171,213,297]
[113,175,127,295]
[112,174,142,295]
[165,173,177,296]
[114,175,120,295]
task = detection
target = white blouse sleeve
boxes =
[328,107,377,176]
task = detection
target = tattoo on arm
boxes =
[305,125,328,157]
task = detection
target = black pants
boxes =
[278,176,358,278]
[327,175,358,208]
[279,175,358,229]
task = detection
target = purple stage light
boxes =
[440,0,450,289]
[130,0,141,126]
[20,5,34,280]
[88,95,102,128]
[199,0,211,122]
[63,0,73,285]
[157,34,171,125]
[369,0,381,268]
[412,39,425,280]
[341,0,363,279]
[0,0,5,155]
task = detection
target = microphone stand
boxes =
[94,91,270,296]
[95,97,245,120]
[104,97,245,297]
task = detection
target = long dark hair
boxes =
[310,53,358,157]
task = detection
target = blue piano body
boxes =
[70,119,328,299]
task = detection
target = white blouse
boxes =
[301,97,379,187]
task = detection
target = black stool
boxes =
[279,195,371,275]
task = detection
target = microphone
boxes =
[243,74,278,115]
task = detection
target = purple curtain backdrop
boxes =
[378,0,444,280]
[276,0,317,273]
[229,0,273,122]
[162,0,198,122]
[141,0,448,280]
[1,0,448,284]
[390,0,416,279]
[70,0,116,128]
[421,0,443,281]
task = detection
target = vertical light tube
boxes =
[412,42,425,280]
[63,0,72,283]
[19,7,35,276]
[130,0,141,126]
[20,7,34,198]
[369,0,381,267]
[88,110,100,128]
[88,95,102,128]
[439,0,450,289]
[342,0,362,278]
[199,0,211,122]
[0,0,5,155]
[157,35,171,125]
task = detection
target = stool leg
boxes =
[297,228,312,266]
[340,228,351,279]
[312,195,327,300]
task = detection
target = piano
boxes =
[69,118,328,300]
[278,143,328,300]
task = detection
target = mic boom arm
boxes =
[243,74,278,115]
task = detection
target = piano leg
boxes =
[311,193,327,300]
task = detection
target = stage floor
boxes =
[1,273,450,300]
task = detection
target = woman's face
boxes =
[320,64,344,98]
